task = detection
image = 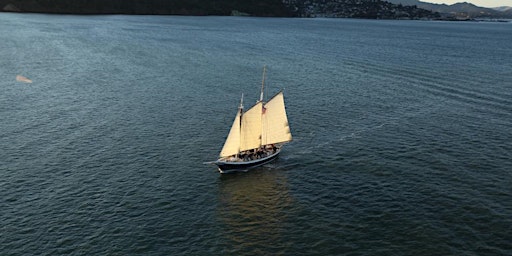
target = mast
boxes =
[239,93,244,112]
[238,93,243,157]
[259,65,266,102]
[259,65,267,148]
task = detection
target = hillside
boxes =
[0,0,293,16]
[287,0,439,19]
[494,6,512,12]
[0,0,438,19]
[385,0,512,18]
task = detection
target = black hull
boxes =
[215,150,280,173]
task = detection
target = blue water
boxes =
[1,13,512,255]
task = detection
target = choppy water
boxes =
[1,13,512,255]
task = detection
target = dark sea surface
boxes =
[1,13,512,255]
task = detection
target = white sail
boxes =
[240,102,263,151]
[219,110,241,157]
[262,91,292,146]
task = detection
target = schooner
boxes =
[214,66,292,173]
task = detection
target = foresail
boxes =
[220,110,241,157]
[240,102,263,151]
[262,91,292,146]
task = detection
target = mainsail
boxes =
[262,91,292,146]
[240,102,263,151]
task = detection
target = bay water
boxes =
[1,13,511,255]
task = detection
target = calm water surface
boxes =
[1,14,512,255]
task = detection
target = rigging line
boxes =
[238,93,244,157]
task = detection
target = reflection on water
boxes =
[217,167,293,254]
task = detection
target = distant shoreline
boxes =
[0,0,438,20]
[1,11,510,23]
[1,0,510,21]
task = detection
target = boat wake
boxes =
[295,119,400,156]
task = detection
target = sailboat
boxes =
[214,66,292,173]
